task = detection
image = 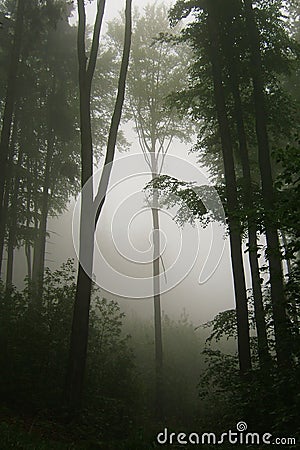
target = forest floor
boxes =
[0,409,274,450]
[0,406,156,449]
[0,408,262,450]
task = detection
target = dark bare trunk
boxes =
[25,155,33,283]
[224,33,270,368]
[65,69,95,414]
[64,71,94,414]
[0,0,25,217]
[0,174,10,278]
[243,0,291,366]
[207,4,251,373]
[65,255,93,412]
[32,131,54,298]
[5,230,14,290]
[5,146,23,291]
[0,109,19,276]
[25,242,32,282]
[64,0,132,412]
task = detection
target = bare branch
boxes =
[94,0,132,225]
[87,0,106,83]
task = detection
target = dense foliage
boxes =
[0,262,134,430]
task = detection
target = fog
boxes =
[10,0,244,325]
[66,0,242,325]
[12,131,241,325]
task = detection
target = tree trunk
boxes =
[64,52,95,413]
[0,172,10,278]
[64,0,132,413]
[5,146,23,291]
[65,231,94,412]
[25,154,34,284]
[25,241,32,282]
[150,151,164,420]
[0,107,20,276]
[224,30,270,368]
[32,131,54,298]
[0,0,25,219]
[5,230,14,290]
[206,4,252,373]
[243,0,291,367]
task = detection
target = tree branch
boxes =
[94,0,132,225]
[87,0,106,83]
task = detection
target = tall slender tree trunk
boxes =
[206,3,251,373]
[150,151,164,420]
[5,231,14,290]
[0,108,20,276]
[32,131,54,298]
[0,168,11,277]
[5,145,23,291]
[243,0,291,367]
[0,0,25,219]
[65,216,94,412]
[25,155,33,284]
[64,0,132,412]
[25,242,32,282]
[64,53,95,413]
[28,151,41,296]
[224,33,270,368]
[233,98,270,367]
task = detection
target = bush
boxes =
[0,260,135,437]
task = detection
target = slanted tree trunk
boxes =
[206,3,251,373]
[243,0,291,367]
[65,0,132,413]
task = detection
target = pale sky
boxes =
[71,0,174,27]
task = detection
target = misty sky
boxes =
[71,0,174,26]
